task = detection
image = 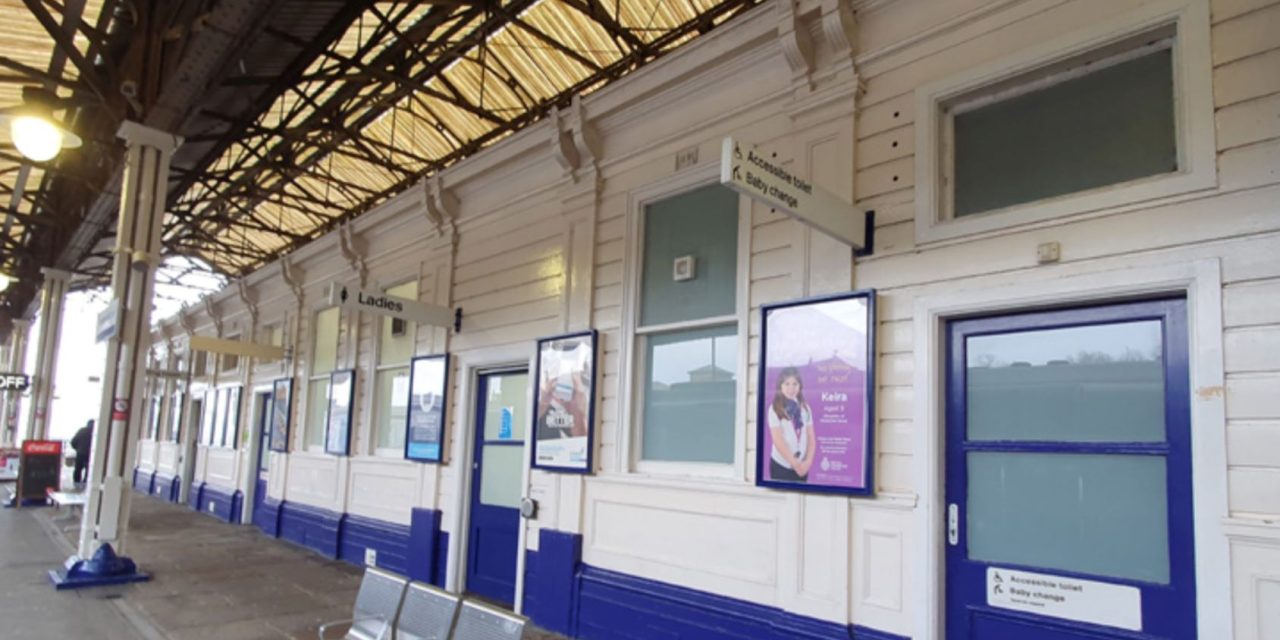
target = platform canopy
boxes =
[0,0,764,332]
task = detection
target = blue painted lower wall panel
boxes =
[199,484,242,524]
[280,502,343,558]
[339,514,410,576]
[131,468,149,493]
[524,528,907,640]
[151,474,180,503]
[408,508,447,587]
[254,498,283,538]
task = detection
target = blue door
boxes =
[465,369,529,607]
[946,299,1195,639]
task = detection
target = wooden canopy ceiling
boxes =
[0,0,764,330]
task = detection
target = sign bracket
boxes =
[853,210,875,258]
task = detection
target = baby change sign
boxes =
[756,291,875,495]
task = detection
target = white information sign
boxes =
[987,567,1142,631]
[719,137,866,250]
[327,283,453,328]
[96,299,120,343]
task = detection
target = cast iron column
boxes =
[25,268,71,441]
[1,319,30,446]
[76,122,180,560]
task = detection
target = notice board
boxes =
[18,440,61,502]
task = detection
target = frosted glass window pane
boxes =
[312,307,339,374]
[953,48,1175,216]
[967,320,1165,442]
[375,367,411,450]
[479,445,523,508]
[642,325,737,463]
[379,281,418,365]
[306,378,329,448]
[484,373,528,441]
[968,452,1169,583]
[640,184,738,326]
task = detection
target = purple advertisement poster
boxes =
[757,291,875,495]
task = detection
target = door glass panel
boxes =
[483,373,528,441]
[967,320,1165,442]
[967,451,1169,583]
[479,445,523,508]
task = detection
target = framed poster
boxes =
[325,369,356,456]
[756,290,875,496]
[200,389,217,446]
[405,354,449,462]
[169,391,184,442]
[531,330,597,473]
[269,378,292,452]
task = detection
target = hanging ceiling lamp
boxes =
[5,87,82,162]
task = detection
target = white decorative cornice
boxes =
[821,0,858,78]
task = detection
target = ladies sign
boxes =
[756,291,875,495]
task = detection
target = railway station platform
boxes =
[1,496,562,639]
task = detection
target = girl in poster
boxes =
[768,367,815,482]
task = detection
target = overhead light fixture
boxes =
[0,273,11,293]
[4,88,81,162]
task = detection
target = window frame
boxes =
[304,305,341,453]
[913,0,1215,244]
[618,163,751,480]
[372,278,420,458]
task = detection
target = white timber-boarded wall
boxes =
[139,0,1278,636]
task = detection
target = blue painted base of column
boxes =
[49,543,151,590]
[255,498,282,537]
[187,482,205,510]
[523,529,582,637]
[408,508,447,588]
[131,468,149,493]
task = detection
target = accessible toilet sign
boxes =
[719,137,867,250]
[986,567,1141,630]
[327,283,453,328]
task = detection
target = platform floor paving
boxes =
[1,493,562,639]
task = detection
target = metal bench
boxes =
[47,490,88,529]
[450,599,528,640]
[393,581,462,640]
[318,567,409,640]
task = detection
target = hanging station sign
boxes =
[756,290,876,496]
[0,374,30,391]
[719,137,869,252]
[188,335,286,361]
[327,283,453,327]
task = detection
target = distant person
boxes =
[70,419,94,484]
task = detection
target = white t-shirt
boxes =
[768,404,812,469]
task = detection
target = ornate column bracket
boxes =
[280,256,305,307]
[202,296,223,338]
[422,174,460,239]
[821,0,859,81]
[236,279,259,328]
[338,224,368,287]
[777,0,815,92]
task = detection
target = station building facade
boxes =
[130,0,1279,637]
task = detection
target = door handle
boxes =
[947,503,959,546]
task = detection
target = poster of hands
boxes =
[405,355,449,462]
[532,330,597,473]
[756,290,875,496]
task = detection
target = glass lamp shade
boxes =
[11,115,65,162]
